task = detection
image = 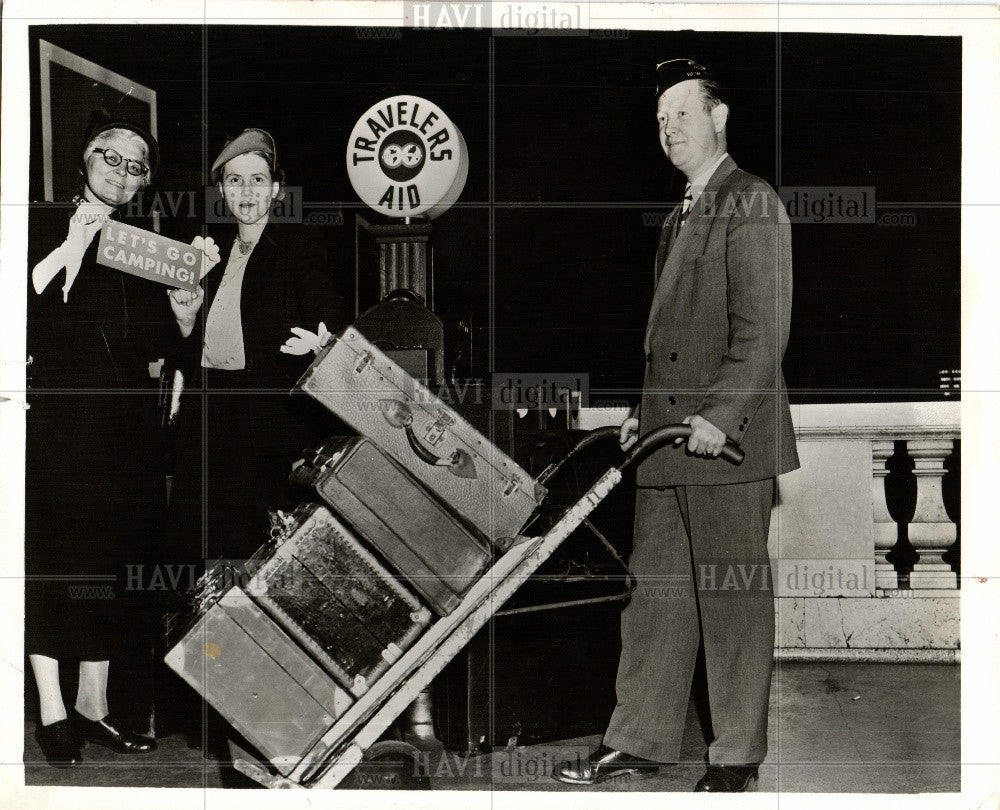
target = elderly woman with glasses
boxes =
[164,128,349,590]
[25,115,189,768]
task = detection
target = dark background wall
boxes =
[28,25,961,404]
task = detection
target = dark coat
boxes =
[176,222,351,389]
[637,156,799,486]
[25,202,176,659]
[165,222,351,567]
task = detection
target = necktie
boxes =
[678,184,694,225]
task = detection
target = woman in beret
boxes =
[25,115,176,768]
[166,128,350,581]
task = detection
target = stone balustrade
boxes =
[573,401,961,660]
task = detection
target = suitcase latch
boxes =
[353,351,373,374]
[424,421,446,446]
[502,477,519,497]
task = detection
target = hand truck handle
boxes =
[537,422,744,487]
[622,424,744,469]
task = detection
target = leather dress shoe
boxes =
[73,711,158,754]
[34,718,82,768]
[694,764,759,792]
[553,744,659,785]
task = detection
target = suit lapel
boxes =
[654,205,682,282]
[645,156,740,349]
[241,224,277,299]
[203,226,238,311]
[202,224,278,358]
[235,224,278,358]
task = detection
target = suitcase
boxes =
[295,326,546,544]
[164,585,354,776]
[290,436,493,616]
[249,503,433,696]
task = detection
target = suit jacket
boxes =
[177,221,351,390]
[637,156,799,486]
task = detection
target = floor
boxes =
[22,661,960,793]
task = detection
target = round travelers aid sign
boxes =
[347,95,468,220]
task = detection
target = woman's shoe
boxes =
[34,718,82,768]
[73,710,158,754]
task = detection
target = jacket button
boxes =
[738,424,745,432]
[646,353,653,363]
[668,396,676,405]
[669,352,678,362]
[742,417,749,424]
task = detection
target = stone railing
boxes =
[791,403,960,594]
[573,401,961,660]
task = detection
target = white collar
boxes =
[686,152,730,201]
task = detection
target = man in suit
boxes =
[555,59,799,791]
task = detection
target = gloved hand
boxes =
[281,322,333,355]
[191,235,221,280]
[32,202,110,302]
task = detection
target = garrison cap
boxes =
[655,58,719,99]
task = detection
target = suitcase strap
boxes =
[493,516,636,617]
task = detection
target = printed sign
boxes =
[347,95,468,219]
[97,220,203,291]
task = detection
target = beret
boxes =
[211,128,276,175]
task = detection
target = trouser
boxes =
[604,479,775,765]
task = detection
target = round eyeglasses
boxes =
[92,148,149,177]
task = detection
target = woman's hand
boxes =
[168,286,204,337]
[68,202,111,242]
[191,235,221,280]
[281,322,332,356]
[32,203,112,301]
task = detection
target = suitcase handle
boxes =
[404,424,477,480]
[380,398,478,480]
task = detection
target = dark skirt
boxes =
[163,367,335,582]
[24,390,165,661]
[24,206,175,663]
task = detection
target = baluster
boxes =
[872,440,898,590]
[906,438,958,589]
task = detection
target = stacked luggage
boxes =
[165,327,547,775]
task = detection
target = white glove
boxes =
[281,323,332,356]
[32,203,110,302]
[191,235,221,280]
[317,322,334,350]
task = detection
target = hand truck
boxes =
[232,424,743,789]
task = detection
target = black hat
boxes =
[83,112,159,176]
[655,58,719,98]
